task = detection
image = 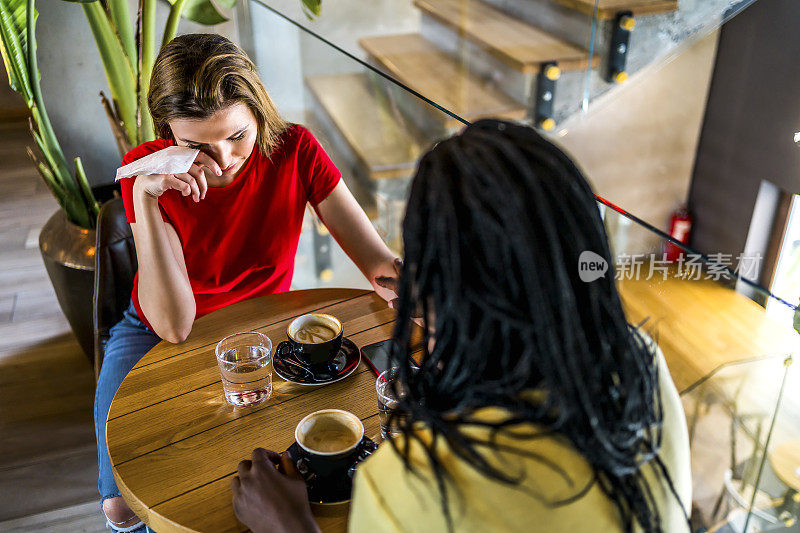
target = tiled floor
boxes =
[0,120,102,530]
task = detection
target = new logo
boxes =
[578,251,608,282]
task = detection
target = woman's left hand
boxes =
[231,448,320,533]
[374,257,403,309]
[376,259,424,326]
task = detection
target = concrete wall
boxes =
[36,0,239,186]
[249,2,305,118]
[557,30,719,254]
[249,0,419,61]
[248,0,420,119]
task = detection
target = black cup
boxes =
[278,313,343,369]
[294,409,364,481]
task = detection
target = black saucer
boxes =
[286,437,378,504]
[273,337,360,386]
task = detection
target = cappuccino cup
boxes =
[295,409,364,480]
[277,313,343,368]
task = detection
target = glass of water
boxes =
[215,332,273,407]
[376,368,407,440]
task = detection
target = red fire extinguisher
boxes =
[665,206,692,262]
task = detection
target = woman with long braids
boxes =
[232,119,692,532]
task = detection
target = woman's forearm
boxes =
[131,184,196,343]
[315,183,398,300]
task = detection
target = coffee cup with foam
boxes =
[294,409,364,480]
[277,313,343,369]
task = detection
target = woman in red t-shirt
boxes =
[95,33,399,532]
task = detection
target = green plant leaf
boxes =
[28,114,66,188]
[28,148,67,198]
[81,0,137,144]
[162,0,186,48]
[74,157,99,220]
[214,0,235,10]
[0,0,34,100]
[301,0,321,18]
[27,0,76,194]
[31,151,89,228]
[107,0,137,77]
[181,0,227,25]
[137,0,156,142]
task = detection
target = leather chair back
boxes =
[93,197,137,379]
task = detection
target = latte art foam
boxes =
[294,324,337,344]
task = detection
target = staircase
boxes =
[303,0,750,251]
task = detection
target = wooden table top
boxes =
[106,280,800,531]
[617,277,800,393]
[107,288,397,533]
[769,441,800,493]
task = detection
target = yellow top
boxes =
[349,350,691,532]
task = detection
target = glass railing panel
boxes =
[746,358,800,533]
[603,205,800,531]
[248,0,797,308]
[575,0,757,122]
[250,0,757,133]
[245,0,423,60]
[680,355,795,532]
[603,205,798,391]
[247,0,460,290]
[251,2,799,307]
[251,0,595,133]
[257,1,783,157]
[559,1,800,324]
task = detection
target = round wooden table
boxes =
[769,441,800,493]
[107,289,396,533]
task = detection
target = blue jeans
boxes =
[94,301,160,523]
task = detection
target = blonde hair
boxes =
[149,33,289,155]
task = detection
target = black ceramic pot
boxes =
[39,209,95,360]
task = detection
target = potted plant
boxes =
[72,0,322,155]
[0,0,321,359]
[0,0,100,357]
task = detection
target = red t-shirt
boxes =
[120,124,341,333]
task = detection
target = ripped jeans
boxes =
[94,301,160,509]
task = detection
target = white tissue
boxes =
[115,146,200,181]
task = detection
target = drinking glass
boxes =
[215,331,273,407]
[376,368,407,440]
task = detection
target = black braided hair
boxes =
[387,119,685,532]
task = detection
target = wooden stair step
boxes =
[552,0,678,19]
[359,33,527,127]
[414,0,596,73]
[306,73,426,181]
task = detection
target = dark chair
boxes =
[93,197,137,380]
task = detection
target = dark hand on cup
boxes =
[231,448,320,533]
[375,258,423,326]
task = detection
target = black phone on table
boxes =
[361,339,420,376]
